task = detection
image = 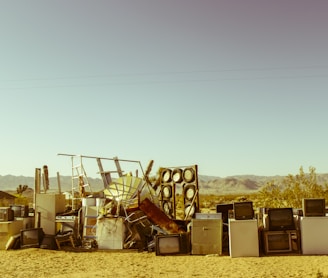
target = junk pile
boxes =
[2,155,200,254]
[65,158,200,252]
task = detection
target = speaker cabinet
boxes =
[182,165,199,219]
[159,168,175,218]
[159,165,199,220]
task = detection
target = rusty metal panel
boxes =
[139,198,180,234]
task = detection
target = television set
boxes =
[40,234,57,250]
[20,228,44,248]
[0,207,14,222]
[263,231,293,254]
[155,232,190,256]
[216,203,233,232]
[10,205,29,218]
[302,198,326,217]
[268,208,295,231]
[233,201,254,220]
[6,234,21,250]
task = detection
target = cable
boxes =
[1,73,327,90]
[1,65,328,82]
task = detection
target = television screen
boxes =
[264,232,292,253]
[0,207,14,222]
[302,198,326,217]
[268,208,295,231]
[20,228,44,248]
[10,205,29,218]
[233,201,254,220]
[155,233,190,255]
[216,204,233,218]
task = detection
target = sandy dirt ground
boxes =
[1,248,328,278]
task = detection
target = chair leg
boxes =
[55,235,75,250]
[69,235,75,248]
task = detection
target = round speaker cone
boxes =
[172,168,183,183]
[184,204,195,217]
[162,186,172,198]
[163,201,171,214]
[184,186,195,200]
[162,169,172,183]
[183,168,195,182]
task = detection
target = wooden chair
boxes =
[55,232,75,250]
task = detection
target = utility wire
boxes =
[1,74,328,90]
[0,65,327,90]
[1,65,328,82]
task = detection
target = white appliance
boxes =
[195,213,222,219]
[229,219,259,258]
[0,220,24,250]
[35,193,66,235]
[96,217,125,250]
[300,216,328,255]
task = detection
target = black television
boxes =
[216,203,233,232]
[268,208,295,231]
[155,233,190,256]
[20,228,44,248]
[0,207,14,222]
[302,198,326,217]
[233,201,254,220]
[10,205,29,218]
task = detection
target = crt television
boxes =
[0,207,14,222]
[264,231,293,254]
[216,203,233,231]
[268,208,295,231]
[20,228,44,249]
[155,232,190,256]
[233,201,254,220]
[302,198,326,217]
[10,205,29,218]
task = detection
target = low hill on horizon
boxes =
[199,173,328,194]
[2,173,328,195]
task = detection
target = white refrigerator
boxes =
[229,219,259,258]
[300,216,328,255]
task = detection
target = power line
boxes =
[1,65,328,83]
[1,73,328,90]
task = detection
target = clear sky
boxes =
[1,0,328,179]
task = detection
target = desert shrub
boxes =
[16,184,28,195]
[14,195,30,206]
[257,166,328,208]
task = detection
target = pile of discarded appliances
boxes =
[53,157,200,253]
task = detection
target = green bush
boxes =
[256,166,328,208]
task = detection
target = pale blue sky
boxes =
[1,0,328,179]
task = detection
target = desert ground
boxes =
[1,248,328,278]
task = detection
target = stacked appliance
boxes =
[262,207,299,254]
[228,201,259,258]
[300,198,328,255]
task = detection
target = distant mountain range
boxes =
[0,174,104,193]
[1,173,328,195]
